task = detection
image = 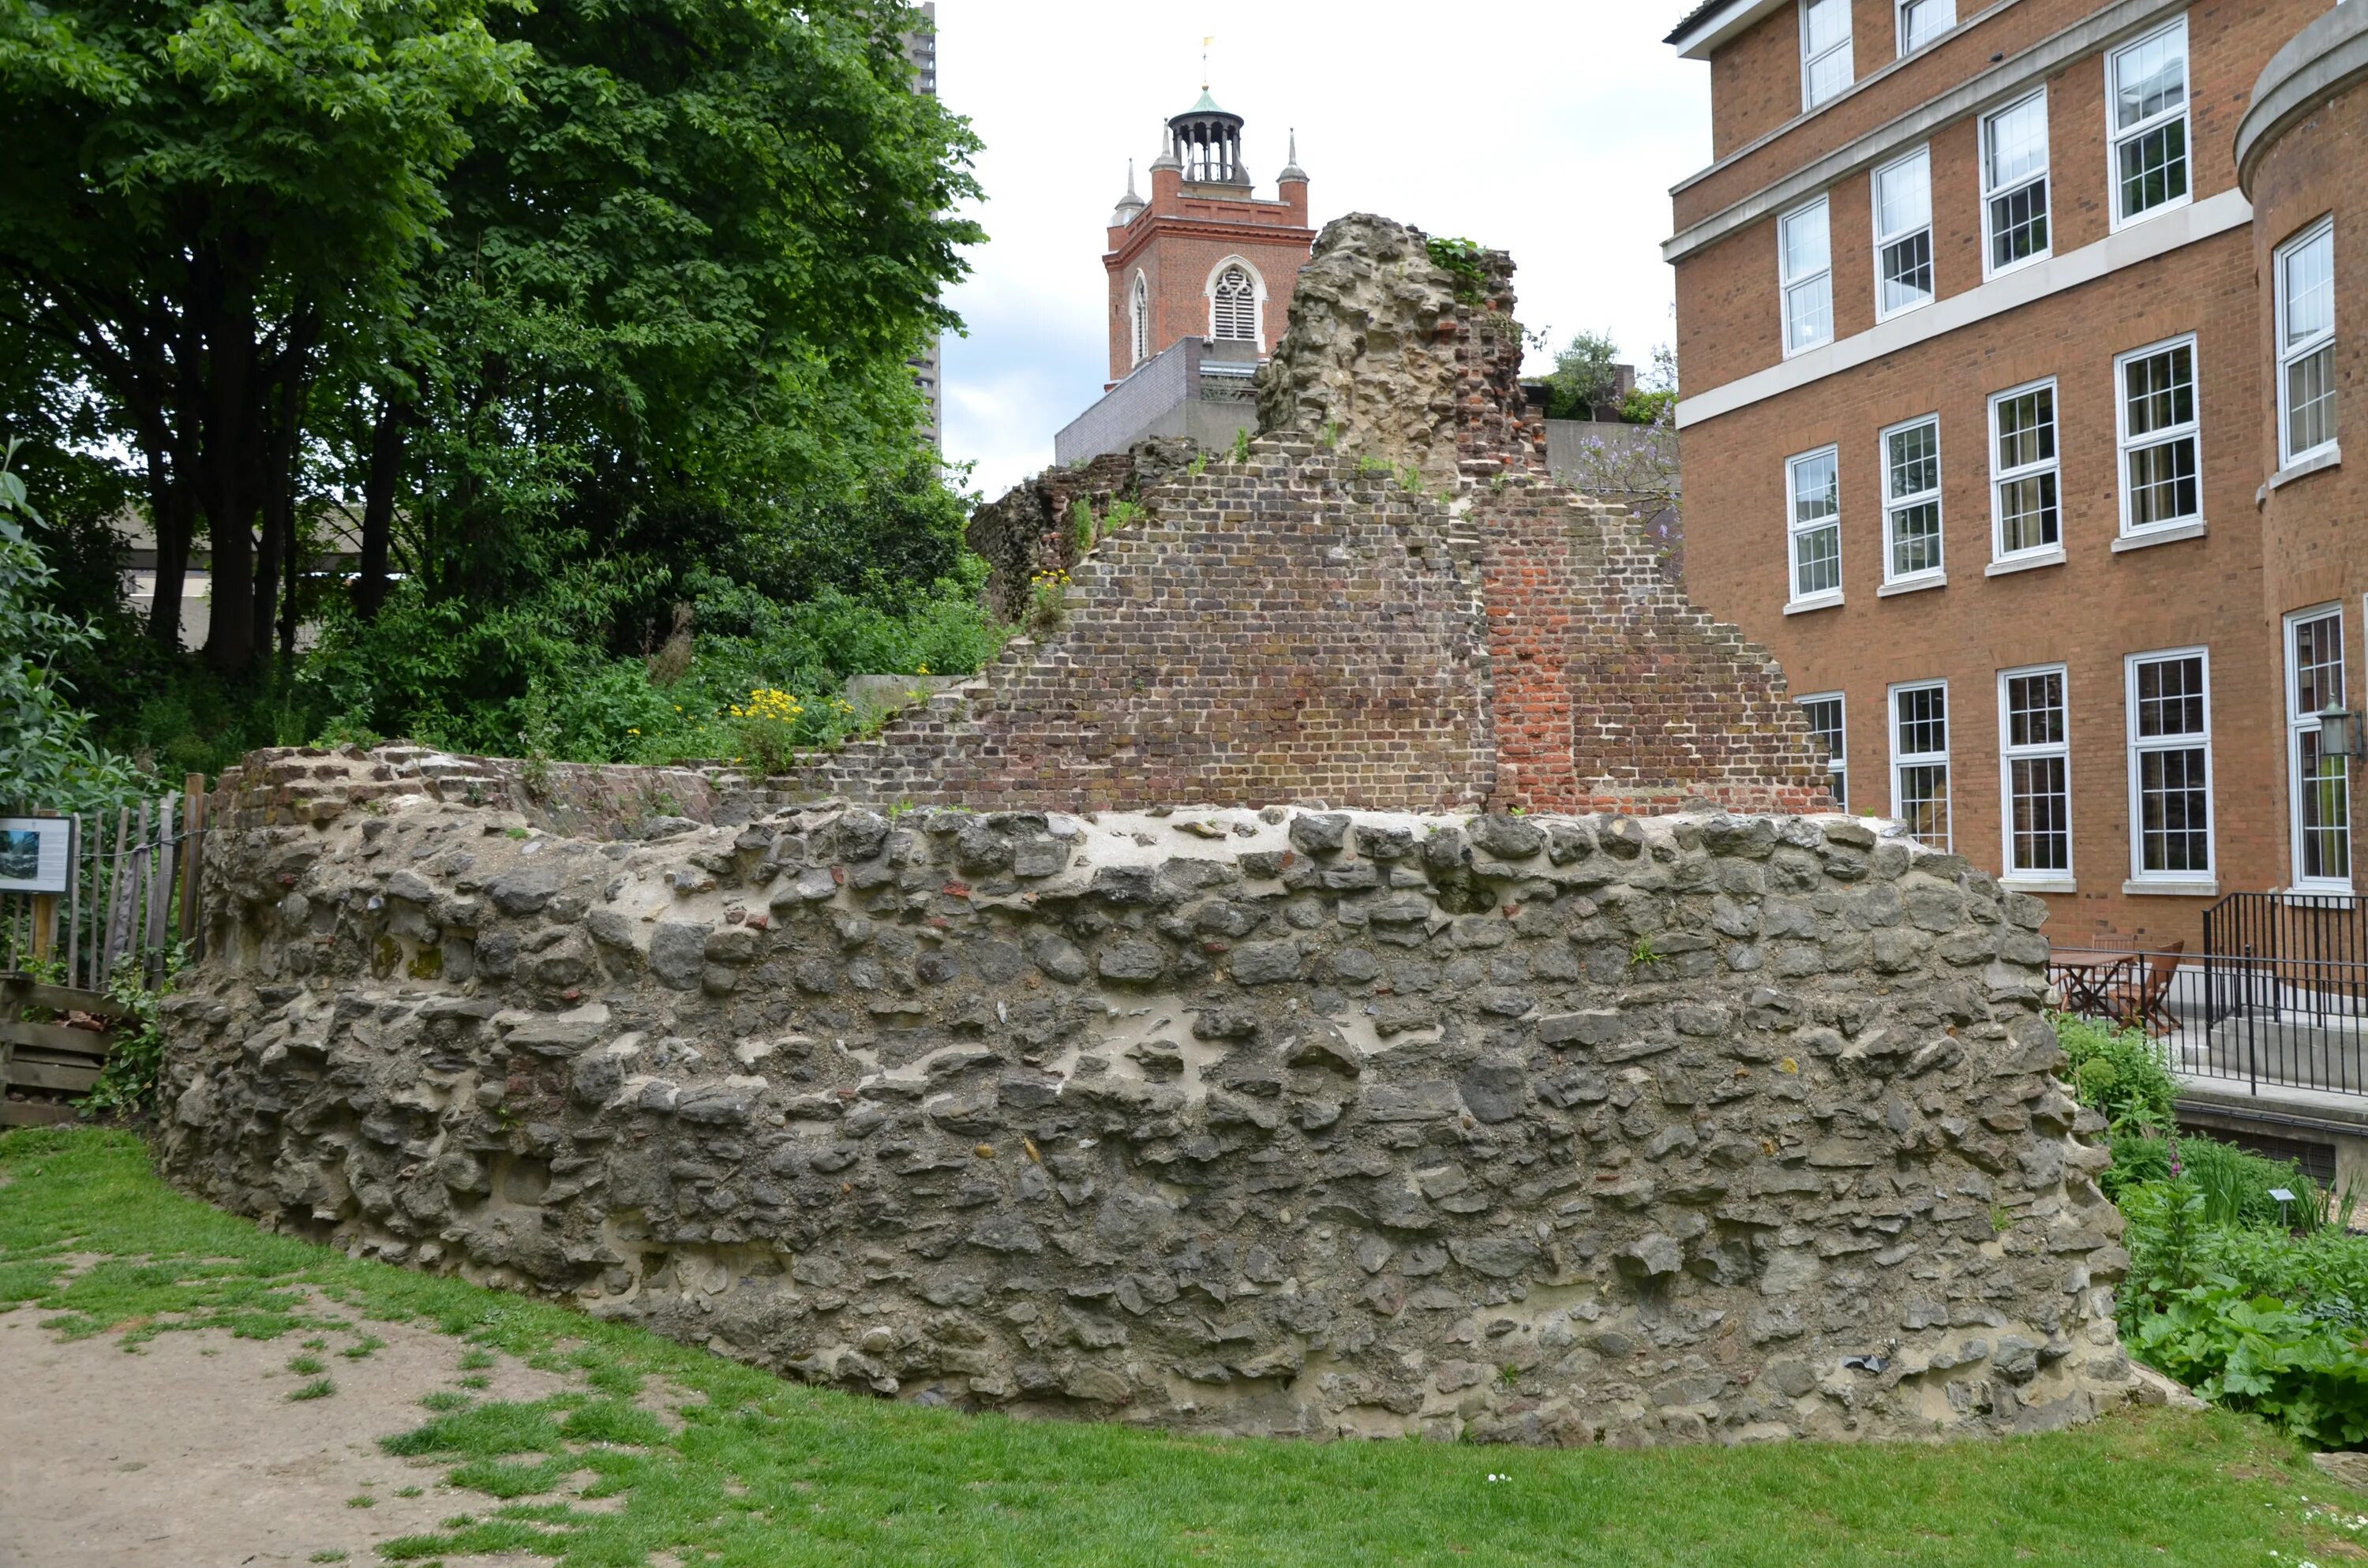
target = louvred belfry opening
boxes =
[1211,265,1257,341]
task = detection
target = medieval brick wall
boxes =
[964,439,1198,625]
[1474,477,1829,816]
[913,212,1826,818]
[811,444,1495,811]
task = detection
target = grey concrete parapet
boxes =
[2238,0,2368,196]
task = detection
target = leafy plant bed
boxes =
[2060,1013,2368,1446]
[0,1128,2351,1566]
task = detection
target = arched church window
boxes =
[1211,264,1257,342]
[1130,275,1150,366]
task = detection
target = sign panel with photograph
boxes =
[0,816,73,894]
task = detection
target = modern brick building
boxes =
[1664,0,2366,949]
[905,2,943,451]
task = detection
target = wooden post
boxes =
[144,795,172,983]
[177,776,205,947]
[99,806,129,982]
[28,893,54,966]
[65,814,81,990]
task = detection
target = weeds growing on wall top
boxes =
[1423,235,1489,303]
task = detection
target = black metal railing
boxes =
[2197,891,2368,1098]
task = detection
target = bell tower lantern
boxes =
[1170,92,1250,188]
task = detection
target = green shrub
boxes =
[2105,1131,2323,1226]
[1422,235,1489,301]
[2055,1012,2176,1134]
[2126,1278,2368,1448]
[2112,1129,2368,1446]
[0,441,145,810]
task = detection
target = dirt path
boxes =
[0,1304,571,1568]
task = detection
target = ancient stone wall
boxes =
[161,763,2137,1446]
[1253,215,1545,490]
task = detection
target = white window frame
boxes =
[1880,413,1945,588]
[1988,377,2062,565]
[2107,17,2191,231]
[1980,88,2052,280]
[1896,0,1955,55]
[1785,445,1842,609]
[1872,145,1935,321]
[1798,690,1848,809]
[2286,605,2352,893]
[1998,663,2074,888]
[1891,680,1951,850]
[2124,647,2216,889]
[1801,0,1853,110]
[1779,196,1834,357]
[2277,218,2338,470]
[1129,272,1150,367]
[2115,334,2201,537]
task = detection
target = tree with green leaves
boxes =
[1541,329,1621,421]
[0,0,530,674]
[0,440,140,810]
[344,0,980,629]
[3,0,981,690]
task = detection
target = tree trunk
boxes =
[140,418,190,651]
[355,394,407,619]
[279,500,300,659]
[253,363,303,661]
[250,460,284,664]
[194,252,261,679]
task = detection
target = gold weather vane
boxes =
[1202,36,1213,89]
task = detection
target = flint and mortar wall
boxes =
[162,759,2136,1446]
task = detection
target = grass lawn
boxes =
[0,1126,2355,1566]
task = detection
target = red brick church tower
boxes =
[1102,92,1314,384]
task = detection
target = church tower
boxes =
[1102,92,1314,385]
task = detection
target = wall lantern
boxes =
[2319,701,2364,762]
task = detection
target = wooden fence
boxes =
[0,973,130,1127]
[0,775,208,992]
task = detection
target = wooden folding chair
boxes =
[2107,942,2185,1038]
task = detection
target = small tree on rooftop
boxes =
[1542,330,1621,421]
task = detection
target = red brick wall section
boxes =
[1476,475,1831,816]
[800,215,1826,817]
[800,443,1497,812]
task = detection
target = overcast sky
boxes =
[932,2,1711,497]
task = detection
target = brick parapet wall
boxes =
[804,443,1496,811]
[1472,474,1830,816]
